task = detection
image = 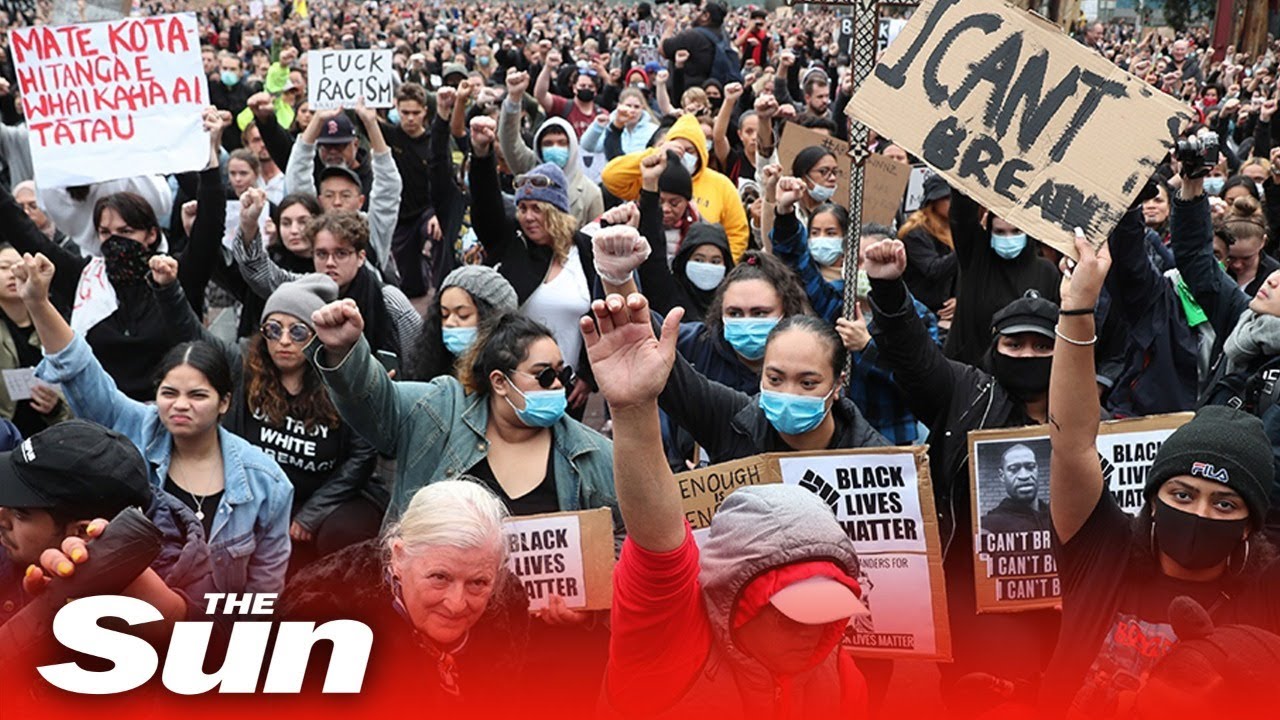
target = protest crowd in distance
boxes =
[0,0,1279,716]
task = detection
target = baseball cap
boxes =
[770,576,869,625]
[442,62,468,81]
[0,420,151,515]
[992,290,1059,340]
[316,113,356,145]
[319,165,363,190]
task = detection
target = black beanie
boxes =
[1144,406,1274,529]
[659,151,693,200]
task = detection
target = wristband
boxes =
[1054,325,1097,346]
[1059,307,1095,316]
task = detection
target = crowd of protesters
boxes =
[0,0,1277,717]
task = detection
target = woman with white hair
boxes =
[280,479,529,711]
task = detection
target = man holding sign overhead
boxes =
[585,292,870,718]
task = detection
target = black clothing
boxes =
[467,451,560,517]
[637,190,734,323]
[901,226,958,313]
[982,497,1051,535]
[165,475,224,538]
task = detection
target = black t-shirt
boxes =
[1040,492,1233,718]
[386,124,432,219]
[165,475,224,539]
[241,407,343,513]
[467,450,559,516]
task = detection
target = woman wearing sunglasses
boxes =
[151,259,383,571]
[469,115,599,417]
[19,252,293,594]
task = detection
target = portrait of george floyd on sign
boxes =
[676,447,952,662]
[967,413,1192,614]
[845,0,1194,259]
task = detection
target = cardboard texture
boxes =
[504,507,615,612]
[777,122,910,228]
[677,447,952,661]
[967,413,1192,613]
[844,0,1193,259]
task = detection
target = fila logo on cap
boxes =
[1190,462,1229,484]
[18,438,34,463]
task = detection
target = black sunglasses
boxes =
[261,319,315,344]
[513,365,576,389]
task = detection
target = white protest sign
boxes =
[777,448,950,660]
[11,14,209,188]
[846,0,1193,259]
[903,164,935,213]
[504,508,614,611]
[250,0,264,18]
[307,50,395,110]
[968,413,1191,613]
[1,368,58,402]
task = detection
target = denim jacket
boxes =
[318,336,624,546]
[36,333,293,593]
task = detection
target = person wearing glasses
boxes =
[149,259,383,570]
[469,116,599,417]
[17,252,293,594]
[787,146,841,228]
[232,197,424,379]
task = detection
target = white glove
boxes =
[592,225,651,286]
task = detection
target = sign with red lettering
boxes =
[10,13,209,188]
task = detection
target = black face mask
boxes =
[990,351,1052,401]
[1154,498,1248,570]
[576,88,596,103]
[101,234,154,287]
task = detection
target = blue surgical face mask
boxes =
[388,108,401,126]
[504,379,568,427]
[685,260,726,291]
[682,151,699,174]
[991,232,1027,260]
[441,326,478,355]
[220,70,240,86]
[542,145,571,168]
[478,55,491,67]
[1204,176,1225,196]
[723,317,779,361]
[758,386,835,436]
[809,236,843,266]
[808,183,836,203]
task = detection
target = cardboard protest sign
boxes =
[307,50,394,110]
[676,448,952,661]
[48,0,132,25]
[845,0,1193,259]
[504,508,614,612]
[777,122,909,227]
[968,413,1192,613]
[636,19,662,65]
[10,14,209,188]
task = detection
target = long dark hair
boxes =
[244,333,339,432]
[705,250,809,338]
[459,312,556,396]
[421,289,501,380]
[154,342,233,400]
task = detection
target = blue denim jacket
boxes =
[318,336,623,544]
[37,334,293,593]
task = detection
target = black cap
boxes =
[921,174,951,205]
[658,151,693,200]
[0,420,151,516]
[991,290,1059,340]
[319,164,363,190]
[315,113,356,145]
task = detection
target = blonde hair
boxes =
[385,480,509,564]
[1242,157,1272,176]
[681,87,708,112]
[534,201,579,263]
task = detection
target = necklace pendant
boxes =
[196,510,205,521]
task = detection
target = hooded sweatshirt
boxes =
[605,484,869,719]
[602,114,750,261]
[498,106,604,227]
[670,223,736,322]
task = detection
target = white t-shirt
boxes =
[522,245,592,369]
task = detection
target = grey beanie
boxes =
[441,265,518,312]
[261,273,340,326]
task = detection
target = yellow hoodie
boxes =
[602,114,749,261]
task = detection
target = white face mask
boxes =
[684,260,726,291]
